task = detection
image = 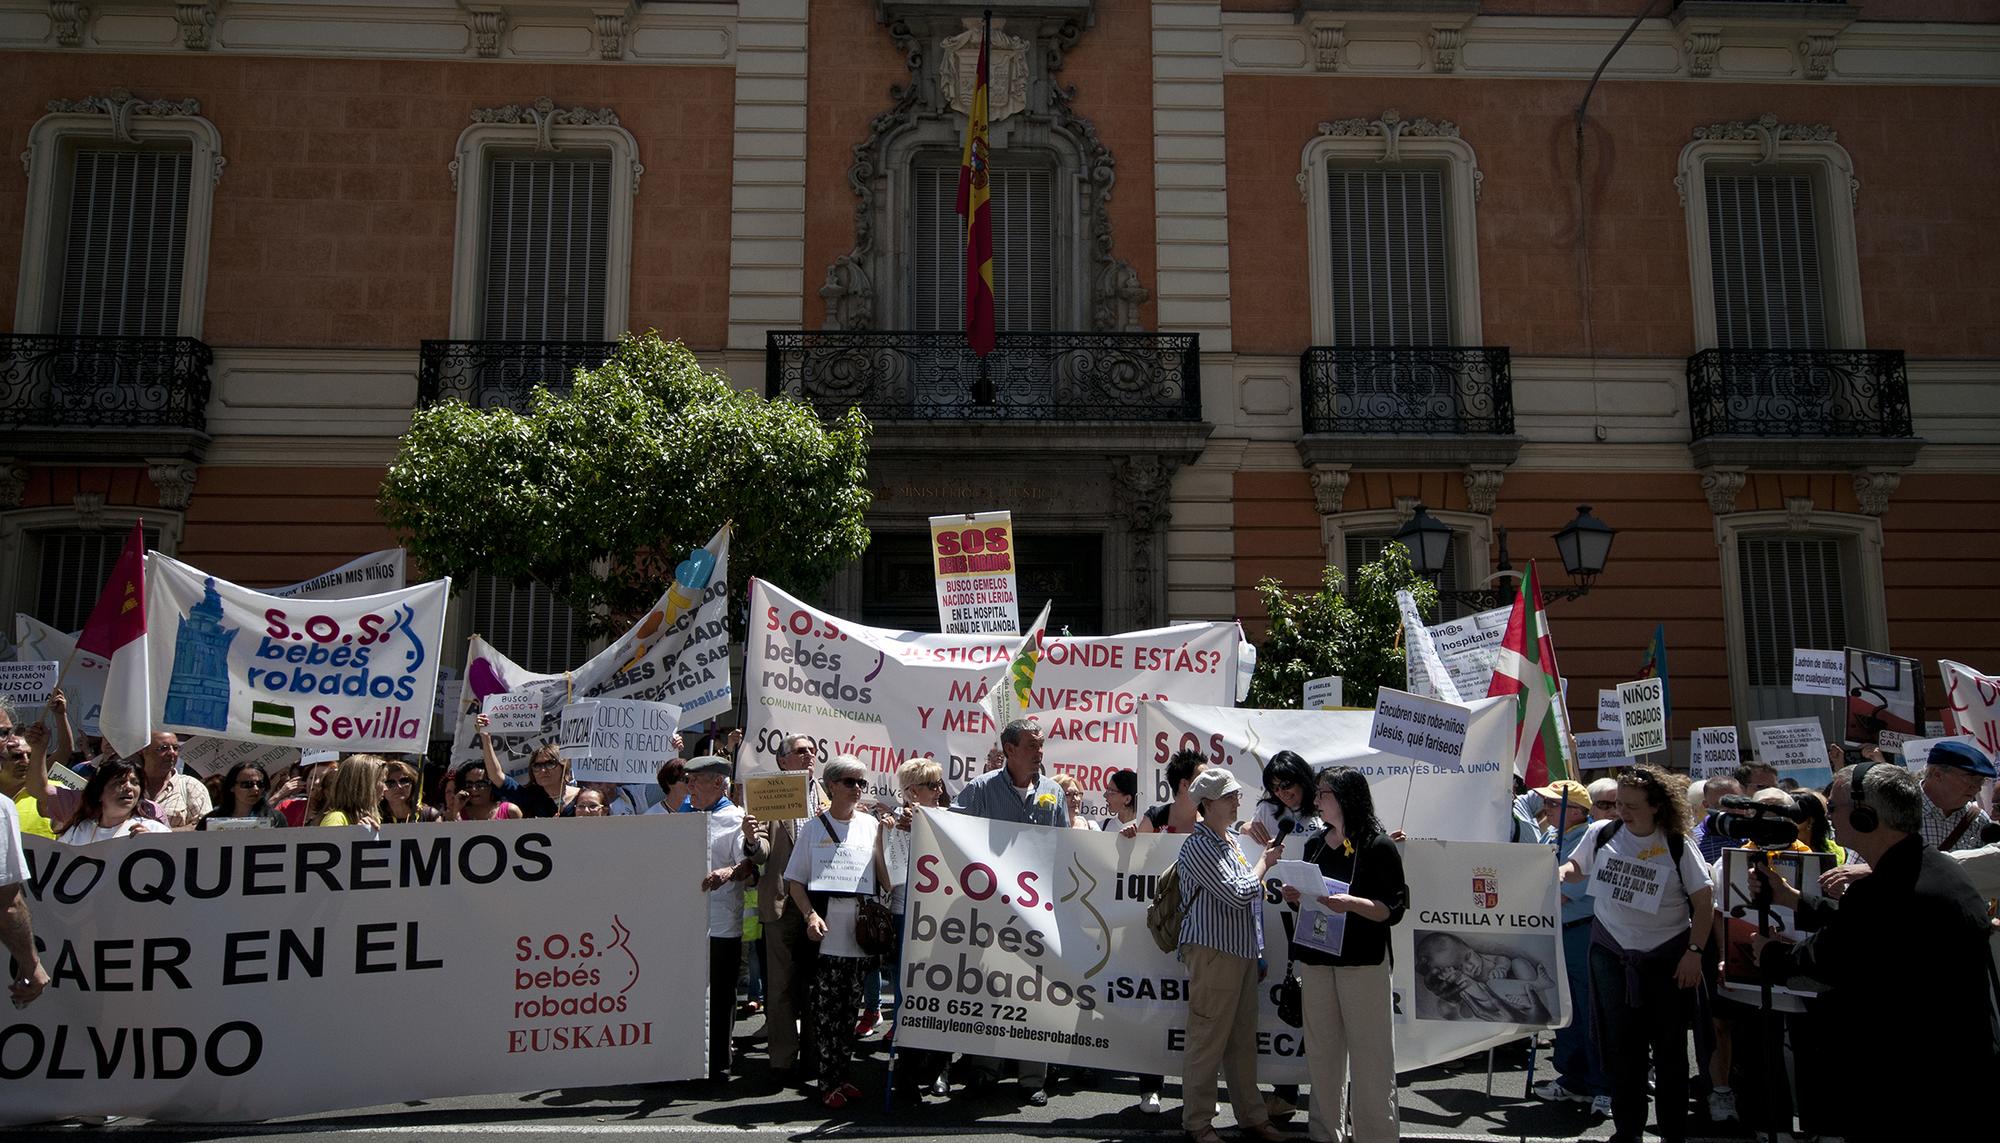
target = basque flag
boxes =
[1486,561,1573,785]
[955,10,996,357]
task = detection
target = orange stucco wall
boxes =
[0,53,735,350]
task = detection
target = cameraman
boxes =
[1751,763,2000,1140]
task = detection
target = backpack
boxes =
[1145,864,1199,954]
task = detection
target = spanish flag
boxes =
[955,11,996,357]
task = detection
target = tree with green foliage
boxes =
[1245,542,1436,710]
[379,334,872,635]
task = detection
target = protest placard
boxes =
[1597,690,1620,731]
[1574,730,1634,770]
[178,737,301,780]
[481,691,544,736]
[1791,649,1846,697]
[1939,659,1999,758]
[1718,848,1834,1011]
[929,511,1020,635]
[1589,849,1670,914]
[5,817,708,1125]
[1399,590,1461,704]
[1844,647,1924,746]
[0,659,58,708]
[1397,839,1568,1033]
[1897,734,1975,767]
[1405,604,1511,702]
[1616,676,1668,756]
[265,548,407,600]
[573,698,681,784]
[1303,675,1344,710]
[1369,687,1475,771]
[1691,725,1740,776]
[744,772,810,821]
[1748,718,1825,767]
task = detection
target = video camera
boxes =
[1712,793,1806,848]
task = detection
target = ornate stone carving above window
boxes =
[820,11,1148,333]
[1670,1,1857,82]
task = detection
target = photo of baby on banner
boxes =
[1718,847,1835,1010]
[1410,930,1560,1024]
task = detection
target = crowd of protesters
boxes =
[4,687,1997,1142]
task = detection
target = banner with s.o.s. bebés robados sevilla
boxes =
[145,553,450,751]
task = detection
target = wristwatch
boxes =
[1687,943,1703,955]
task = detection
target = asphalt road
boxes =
[9,1013,1751,1142]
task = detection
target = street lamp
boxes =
[1391,502,1617,611]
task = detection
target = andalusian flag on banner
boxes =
[1486,561,1572,784]
[955,10,996,357]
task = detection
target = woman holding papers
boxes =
[1278,765,1407,1143]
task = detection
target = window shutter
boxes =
[470,573,594,675]
[1738,535,1848,726]
[35,527,162,632]
[59,149,192,337]
[481,156,611,341]
[1347,532,1462,621]
[911,163,1053,332]
[1704,173,1827,350]
[1325,167,1449,346]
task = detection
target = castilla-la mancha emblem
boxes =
[1471,867,1500,909]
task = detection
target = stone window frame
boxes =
[1675,115,1864,351]
[0,504,185,632]
[446,100,643,340]
[15,93,223,338]
[1713,504,1886,729]
[1321,503,1494,600]
[1297,111,1484,348]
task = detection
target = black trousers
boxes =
[708,936,742,1079]
[1589,941,1691,1142]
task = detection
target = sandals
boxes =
[821,1082,863,1110]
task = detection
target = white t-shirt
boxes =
[0,795,25,887]
[58,816,171,846]
[783,812,880,959]
[700,802,748,939]
[1570,818,1711,952]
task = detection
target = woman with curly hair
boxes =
[1560,764,1713,1143]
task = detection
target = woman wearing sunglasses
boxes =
[879,757,950,1097]
[197,761,288,829]
[379,759,440,824]
[1246,750,1321,847]
[784,754,890,1109]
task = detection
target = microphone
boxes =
[1273,815,1297,844]
[1718,793,1808,822]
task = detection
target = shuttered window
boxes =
[1738,535,1848,727]
[469,573,594,675]
[1348,532,1463,621]
[1705,172,1827,350]
[1326,167,1449,346]
[481,156,611,341]
[57,148,192,337]
[911,164,1053,332]
[34,527,162,633]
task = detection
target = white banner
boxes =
[1691,726,1740,777]
[1303,675,1343,711]
[894,813,1562,1080]
[1574,730,1634,771]
[1395,839,1569,1043]
[1407,606,1511,702]
[14,615,108,735]
[3,818,708,1125]
[575,698,682,784]
[1398,591,1460,704]
[450,527,732,779]
[1940,659,2000,759]
[929,511,1021,636]
[0,660,58,708]
[1369,687,1475,771]
[177,737,301,780]
[1790,649,1846,697]
[1616,676,1668,756]
[1137,701,1517,843]
[266,549,408,600]
[145,554,450,752]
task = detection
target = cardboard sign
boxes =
[1691,726,1740,777]
[1574,730,1635,771]
[929,510,1020,635]
[1369,687,1474,770]
[1589,852,1669,914]
[577,698,682,784]
[481,691,544,736]
[1616,676,1668,756]
[1405,604,1511,703]
[1596,690,1620,732]
[805,824,875,894]
[745,772,810,822]
[0,660,58,708]
[1897,734,1975,767]
[1791,649,1846,697]
[1748,718,1825,768]
[1303,675,1344,711]
[1845,647,1924,746]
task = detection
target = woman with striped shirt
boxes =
[1175,767,1286,1143]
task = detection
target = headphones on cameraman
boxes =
[1847,761,1878,833]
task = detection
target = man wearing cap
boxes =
[686,755,766,1082]
[1529,779,1611,1118]
[1918,740,1996,854]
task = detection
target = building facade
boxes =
[2,0,1996,751]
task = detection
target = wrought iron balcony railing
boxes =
[765,331,1202,422]
[0,334,212,431]
[1686,348,1911,440]
[417,339,619,410]
[1299,346,1513,435]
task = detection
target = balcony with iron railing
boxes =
[1685,347,1918,467]
[0,334,213,459]
[416,339,620,410]
[1296,345,1521,469]
[765,330,1203,424]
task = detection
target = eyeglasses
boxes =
[463,780,493,790]
[1270,778,1298,790]
[1592,799,1617,809]
[791,747,815,756]
[386,777,414,788]
[834,777,868,790]
[235,780,266,790]
[530,761,561,771]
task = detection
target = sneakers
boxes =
[1139,1091,1163,1115]
[1531,1079,1590,1104]
[1590,1094,1613,1118]
[1708,1086,1739,1123]
[854,1009,882,1039]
